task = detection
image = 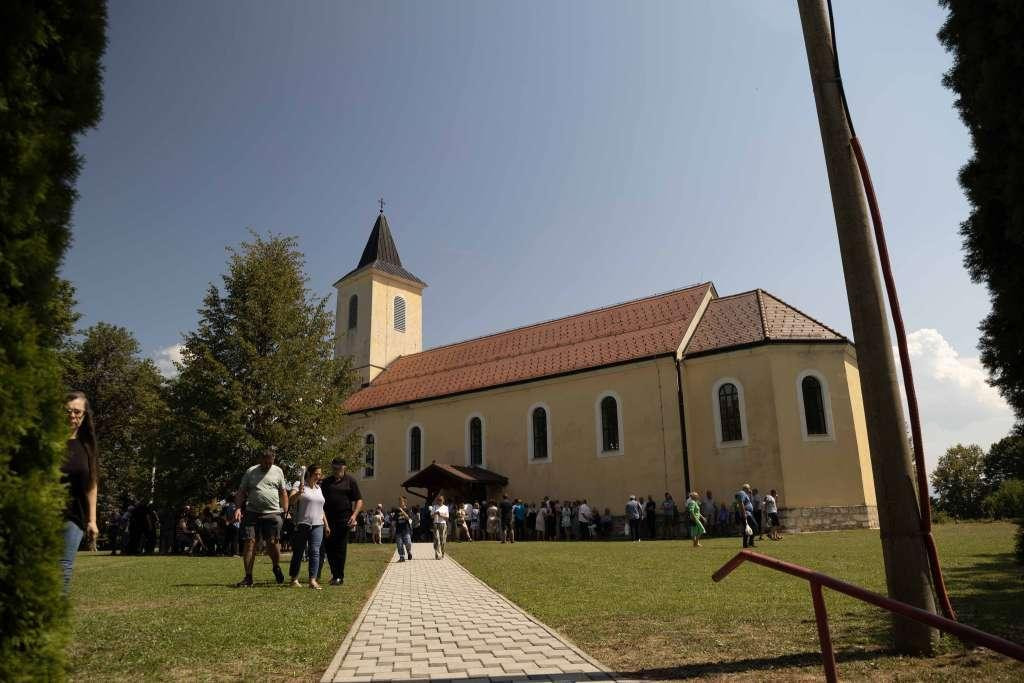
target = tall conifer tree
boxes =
[939,1,1024,420]
[0,1,107,677]
[163,234,359,504]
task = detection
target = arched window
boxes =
[408,426,421,471]
[600,395,620,452]
[363,434,375,478]
[798,372,833,439]
[531,406,548,460]
[469,417,483,466]
[347,295,358,330]
[718,383,743,442]
[394,296,406,332]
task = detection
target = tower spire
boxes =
[334,207,426,287]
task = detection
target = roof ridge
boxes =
[706,288,759,304]
[395,281,713,359]
[757,289,848,341]
[755,289,770,340]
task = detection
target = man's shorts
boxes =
[243,511,283,542]
[768,512,780,528]
[501,516,513,530]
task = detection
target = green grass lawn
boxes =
[448,522,1024,681]
[67,544,393,681]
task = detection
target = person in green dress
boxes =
[686,492,706,548]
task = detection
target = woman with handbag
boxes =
[289,465,329,590]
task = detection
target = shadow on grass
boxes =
[172,581,287,589]
[943,551,1024,643]
[614,648,887,679]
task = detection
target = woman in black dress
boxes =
[61,390,99,591]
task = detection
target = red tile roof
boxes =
[343,283,712,412]
[684,290,845,356]
[344,285,847,413]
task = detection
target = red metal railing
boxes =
[712,550,1024,682]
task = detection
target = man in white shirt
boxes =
[577,500,592,540]
[764,489,782,540]
[430,495,450,560]
[624,495,642,543]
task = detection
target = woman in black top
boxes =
[61,390,99,591]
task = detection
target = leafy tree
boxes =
[0,1,107,677]
[930,444,987,519]
[162,234,359,505]
[983,427,1024,489]
[939,2,1024,420]
[64,323,168,520]
[982,479,1024,520]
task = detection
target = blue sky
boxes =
[66,1,1014,468]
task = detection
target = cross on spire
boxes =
[378,197,386,213]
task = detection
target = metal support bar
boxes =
[713,549,1024,678]
[810,582,838,683]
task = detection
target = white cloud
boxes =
[898,329,1015,475]
[154,343,184,379]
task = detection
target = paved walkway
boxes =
[322,542,617,682]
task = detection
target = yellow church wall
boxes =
[681,349,784,502]
[346,356,685,511]
[681,343,876,513]
[844,355,878,507]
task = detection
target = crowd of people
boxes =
[59,388,787,594]
[351,486,786,554]
[95,480,789,571]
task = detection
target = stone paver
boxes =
[322,542,620,682]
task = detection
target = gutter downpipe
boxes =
[674,357,692,495]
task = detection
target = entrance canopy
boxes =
[402,462,508,501]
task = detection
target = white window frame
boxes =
[406,423,424,473]
[526,402,552,464]
[362,431,377,480]
[594,391,625,457]
[465,413,486,468]
[796,370,835,442]
[711,377,749,448]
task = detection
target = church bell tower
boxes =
[334,206,426,385]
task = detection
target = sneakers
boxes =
[290,579,301,587]
[330,577,343,586]
[398,557,406,562]
[235,575,253,588]
[273,565,285,585]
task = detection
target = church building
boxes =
[336,211,878,532]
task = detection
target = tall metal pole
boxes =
[796,0,938,654]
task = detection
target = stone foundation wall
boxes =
[779,505,878,533]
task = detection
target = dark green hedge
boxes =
[0,1,107,679]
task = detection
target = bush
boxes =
[0,2,107,679]
[982,479,1024,520]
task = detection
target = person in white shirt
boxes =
[764,489,782,541]
[288,465,329,590]
[577,500,592,540]
[430,495,450,559]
